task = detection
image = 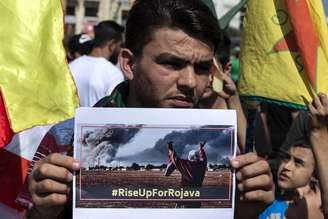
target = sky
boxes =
[324,0,328,16]
[115,128,172,157]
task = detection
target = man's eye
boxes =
[195,64,212,74]
[162,62,185,70]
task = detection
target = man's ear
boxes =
[119,48,135,80]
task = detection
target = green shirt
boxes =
[94,81,129,108]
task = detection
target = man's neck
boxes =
[125,82,146,108]
[126,90,140,107]
[89,47,108,59]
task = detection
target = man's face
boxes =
[131,28,214,108]
[277,146,315,190]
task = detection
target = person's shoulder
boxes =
[69,56,91,72]
[69,55,88,65]
[102,60,122,72]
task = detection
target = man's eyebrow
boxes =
[154,53,188,63]
[154,53,213,65]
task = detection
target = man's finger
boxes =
[231,152,259,169]
[313,95,324,112]
[32,193,67,209]
[33,163,73,182]
[45,153,80,171]
[236,159,271,181]
[35,179,69,195]
[241,190,274,204]
[318,92,328,108]
[308,103,317,115]
[237,174,272,192]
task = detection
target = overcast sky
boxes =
[115,128,174,157]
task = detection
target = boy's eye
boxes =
[281,158,290,164]
[294,159,304,167]
[280,153,290,162]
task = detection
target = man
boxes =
[165,141,207,208]
[70,20,124,107]
[199,56,246,152]
[165,141,207,187]
[26,0,274,218]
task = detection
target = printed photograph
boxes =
[76,124,234,208]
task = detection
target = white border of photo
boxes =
[73,107,237,219]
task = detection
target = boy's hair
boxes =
[280,111,310,154]
[125,0,222,57]
[93,20,124,48]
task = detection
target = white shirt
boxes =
[69,56,124,107]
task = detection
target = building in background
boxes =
[60,0,247,43]
[61,0,135,37]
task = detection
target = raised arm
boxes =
[308,93,328,217]
[167,141,175,161]
[199,141,207,162]
[216,61,246,152]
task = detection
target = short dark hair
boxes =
[93,20,124,48]
[125,0,222,57]
[67,34,93,56]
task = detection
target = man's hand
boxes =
[199,141,206,149]
[231,152,274,204]
[167,141,173,151]
[28,153,80,217]
[213,59,236,99]
[308,93,328,217]
[308,92,328,133]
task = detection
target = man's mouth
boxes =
[168,96,194,108]
[279,172,290,181]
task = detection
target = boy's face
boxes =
[277,146,315,190]
[130,27,214,108]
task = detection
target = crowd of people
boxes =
[8,0,327,218]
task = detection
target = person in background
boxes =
[199,33,246,152]
[69,20,125,107]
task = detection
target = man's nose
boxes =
[284,160,294,170]
[177,66,197,90]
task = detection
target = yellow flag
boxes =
[238,0,328,109]
[0,0,79,134]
